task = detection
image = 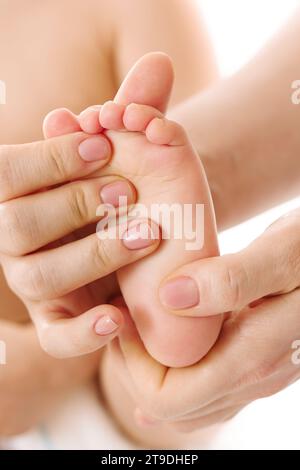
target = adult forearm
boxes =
[170,11,300,230]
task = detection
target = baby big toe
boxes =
[43,108,80,138]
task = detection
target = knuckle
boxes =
[266,212,300,289]
[68,184,90,226]
[0,145,14,201]
[285,241,300,290]
[0,203,34,256]
[92,238,114,273]
[254,383,283,400]
[0,203,20,253]
[45,140,69,182]
[232,359,274,394]
[220,257,247,310]
[25,264,47,300]
[10,260,53,301]
[228,319,278,393]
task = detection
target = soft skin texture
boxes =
[2,1,300,446]
[104,211,300,445]
[48,81,223,368]
[100,12,300,446]
[0,0,216,435]
[49,10,300,445]
[101,102,223,367]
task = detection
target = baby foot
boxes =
[94,101,223,367]
[43,50,223,367]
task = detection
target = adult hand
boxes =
[0,53,172,359]
[0,132,160,358]
[110,210,300,432]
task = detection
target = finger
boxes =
[0,132,111,202]
[120,290,300,423]
[116,307,168,410]
[165,289,300,418]
[105,297,154,404]
[114,52,174,113]
[0,177,136,256]
[170,406,243,434]
[171,351,300,428]
[117,293,295,421]
[118,307,230,420]
[159,212,300,316]
[116,304,225,421]
[4,219,160,301]
[30,301,124,358]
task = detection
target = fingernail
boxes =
[78,136,110,162]
[122,221,158,250]
[159,276,199,310]
[100,181,134,207]
[94,315,118,335]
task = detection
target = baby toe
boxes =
[43,108,80,138]
[100,101,126,130]
[78,106,103,134]
[123,103,163,132]
[146,118,187,146]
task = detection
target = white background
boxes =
[199,0,300,254]
[201,0,299,77]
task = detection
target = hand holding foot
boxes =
[48,52,224,367]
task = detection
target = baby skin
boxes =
[45,85,223,368]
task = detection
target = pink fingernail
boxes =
[159,276,199,310]
[122,221,158,250]
[78,136,110,162]
[100,181,134,207]
[94,315,118,335]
